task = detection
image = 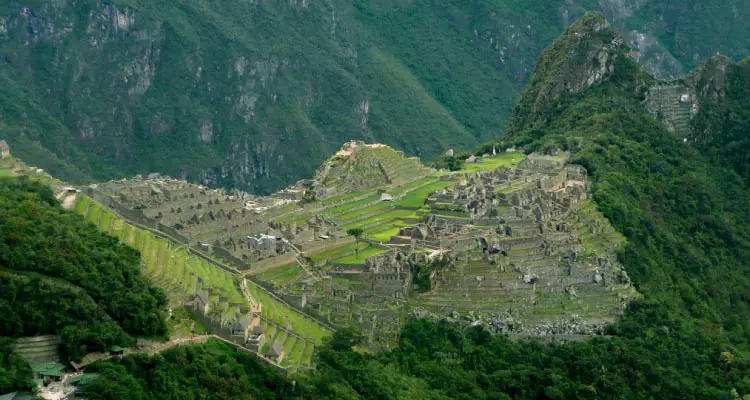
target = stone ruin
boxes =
[90,175,335,268]
[85,148,637,345]
[409,158,636,335]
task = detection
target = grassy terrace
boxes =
[309,242,367,262]
[341,209,418,231]
[573,201,627,257]
[255,263,304,287]
[333,246,388,265]
[73,195,331,368]
[454,151,524,173]
[76,196,246,307]
[245,283,331,344]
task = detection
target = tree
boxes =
[346,228,364,258]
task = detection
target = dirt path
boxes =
[61,194,77,210]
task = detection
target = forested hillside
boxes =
[690,57,750,181]
[0,0,748,193]
[0,178,167,366]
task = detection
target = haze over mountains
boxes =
[1,0,749,193]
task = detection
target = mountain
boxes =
[503,8,750,360]
[1,0,749,194]
[689,57,750,181]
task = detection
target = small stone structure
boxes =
[0,140,10,158]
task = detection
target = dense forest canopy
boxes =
[0,178,167,365]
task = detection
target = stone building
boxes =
[267,341,284,364]
[0,140,10,158]
[246,325,266,351]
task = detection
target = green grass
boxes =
[335,201,392,222]
[246,283,331,344]
[308,242,365,262]
[341,209,418,231]
[300,342,315,366]
[73,195,91,214]
[369,226,405,242]
[391,176,439,196]
[98,210,115,234]
[333,246,388,265]
[84,202,101,225]
[394,180,455,208]
[255,263,304,287]
[320,189,375,206]
[286,340,306,369]
[322,194,380,216]
[454,152,525,173]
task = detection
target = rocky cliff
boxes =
[0,1,748,193]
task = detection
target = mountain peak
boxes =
[506,12,630,135]
[309,141,430,198]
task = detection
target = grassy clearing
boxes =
[335,201,392,222]
[369,225,405,242]
[309,242,366,262]
[341,209,417,231]
[455,152,525,173]
[334,246,388,265]
[394,180,454,208]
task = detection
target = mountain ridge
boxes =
[1,1,749,194]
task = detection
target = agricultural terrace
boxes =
[73,195,331,369]
[255,152,525,289]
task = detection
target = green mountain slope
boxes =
[0,177,167,365]
[690,57,750,181]
[1,0,749,193]
[505,11,750,341]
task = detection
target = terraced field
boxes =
[76,196,245,311]
[256,153,526,291]
[73,195,331,370]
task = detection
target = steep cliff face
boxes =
[594,0,750,80]
[0,1,748,193]
[689,57,750,181]
[505,13,640,135]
